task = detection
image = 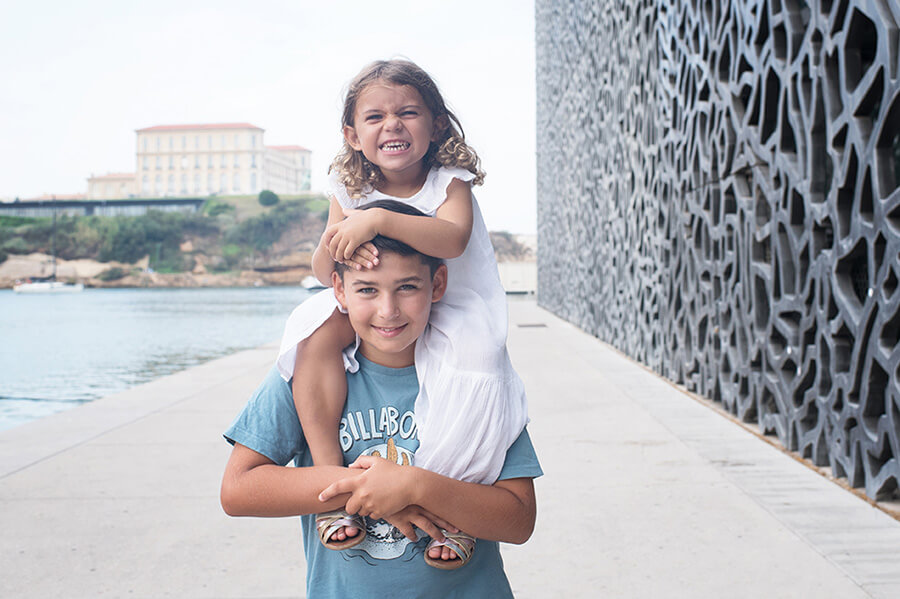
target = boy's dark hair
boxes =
[333,200,443,278]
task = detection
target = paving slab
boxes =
[1,299,899,598]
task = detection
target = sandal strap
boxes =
[428,530,476,563]
[316,510,364,545]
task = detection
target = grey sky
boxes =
[0,1,536,233]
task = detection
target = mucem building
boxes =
[536,0,900,501]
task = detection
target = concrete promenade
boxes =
[2,299,900,598]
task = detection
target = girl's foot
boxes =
[317,510,366,550]
[424,530,475,570]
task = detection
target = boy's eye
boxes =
[357,287,377,294]
[398,284,418,291]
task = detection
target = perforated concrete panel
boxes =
[536,0,900,499]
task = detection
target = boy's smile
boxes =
[333,251,447,368]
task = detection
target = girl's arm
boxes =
[319,456,536,544]
[312,196,379,284]
[326,178,474,262]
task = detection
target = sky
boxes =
[0,1,537,233]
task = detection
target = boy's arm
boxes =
[319,456,536,544]
[220,442,355,517]
[326,178,474,261]
[220,444,459,542]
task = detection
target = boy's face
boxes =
[333,251,447,368]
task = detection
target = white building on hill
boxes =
[86,123,311,199]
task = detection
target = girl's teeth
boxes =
[381,142,409,150]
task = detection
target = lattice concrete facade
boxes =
[536,0,900,500]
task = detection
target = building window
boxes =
[234,153,240,167]
[156,137,161,151]
[207,135,212,148]
[220,173,227,193]
[143,156,149,170]
[208,154,213,168]
[169,155,174,168]
[156,156,161,170]
[180,174,188,194]
[207,172,214,192]
[182,135,186,149]
[250,172,257,192]
[142,175,149,194]
[195,155,200,168]
[193,173,201,192]
[142,137,148,152]
[167,174,175,194]
[169,136,174,150]
[251,134,256,148]
[221,154,227,167]
[251,153,257,167]
[233,173,240,191]
[221,134,226,148]
[180,156,187,168]
[194,135,200,149]
[234,133,240,148]
[154,174,162,194]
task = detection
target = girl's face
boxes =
[343,82,443,191]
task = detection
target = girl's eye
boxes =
[365,115,382,122]
[400,111,418,117]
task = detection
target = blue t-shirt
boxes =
[224,356,542,599]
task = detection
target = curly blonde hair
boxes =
[330,60,485,199]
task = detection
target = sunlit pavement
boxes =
[2,298,900,598]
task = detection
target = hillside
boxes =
[0,197,534,289]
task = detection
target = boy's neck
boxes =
[357,340,416,369]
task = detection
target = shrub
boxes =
[98,266,129,281]
[204,200,235,217]
[258,189,280,206]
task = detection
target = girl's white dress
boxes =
[276,166,528,484]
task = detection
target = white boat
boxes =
[13,207,84,294]
[14,280,84,294]
[301,275,326,290]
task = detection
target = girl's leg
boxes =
[292,309,356,467]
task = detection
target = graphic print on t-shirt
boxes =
[340,408,425,562]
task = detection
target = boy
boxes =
[220,201,541,597]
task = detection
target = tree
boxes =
[258,189,280,206]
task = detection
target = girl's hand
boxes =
[318,455,415,520]
[343,242,380,271]
[324,208,382,262]
[384,505,459,543]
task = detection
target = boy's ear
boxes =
[343,125,362,151]
[332,271,348,310]
[430,264,448,303]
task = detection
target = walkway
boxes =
[2,299,899,598]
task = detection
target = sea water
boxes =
[0,286,313,431]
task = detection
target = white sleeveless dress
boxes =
[276,166,528,484]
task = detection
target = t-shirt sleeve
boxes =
[497,427,543,481]
[223,366,307,466]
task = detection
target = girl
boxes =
[275,59,528,568]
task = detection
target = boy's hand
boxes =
[324,208,382,262]
[318,455,415,520]
[384,505,458,543]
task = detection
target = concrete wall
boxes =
[536,0,900,500]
